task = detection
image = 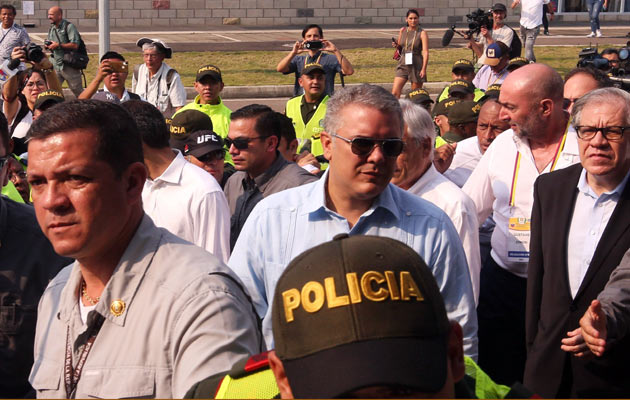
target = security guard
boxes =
[443,100,481,144]
[432,97,462,147]
[437,60,485,102]
[285,62,329,167]
[187,235,537,399]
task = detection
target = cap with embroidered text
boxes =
[183,130,225,159]
[272,234,450,398]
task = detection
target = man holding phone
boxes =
[79,51,141,101]
[276,24,354,97]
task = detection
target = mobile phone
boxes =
[109,60,129,73]
[304,40,323,50]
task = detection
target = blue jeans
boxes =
[586,0,603,32]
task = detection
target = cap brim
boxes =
[187,143,224,158]
[169,137,187,152]
[136,37,172,58]
[283,337,447,399]
[303,67,325,75]
[197,71,222,82]
[484,57,501,66]
[410,96,434,104]
[452,66,474,73]
[507,63,526,71]
[449,88,470,95]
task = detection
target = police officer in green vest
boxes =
[285,62,329,167]
[186,235,536,399]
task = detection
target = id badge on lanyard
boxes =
[507,213,531,262]
[405,52,413,65]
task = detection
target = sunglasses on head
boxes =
[225,136,268,150]
[331,134,404,157]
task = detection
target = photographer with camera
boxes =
[468,4,514,63]
[45,6,83,97]
[2,45,61,154]
[276,24,354,97]
[79,51,140,102]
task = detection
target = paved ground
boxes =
[27,24,630,53]
[47,23,630,109]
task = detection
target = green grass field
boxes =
[82,45,611,87]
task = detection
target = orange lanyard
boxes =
[508,125,569,207]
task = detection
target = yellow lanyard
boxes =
[487,68,508,89]
[404,28,417,52]
[509,124,569,207]
[304,52,323,68]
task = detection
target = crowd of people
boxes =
[1,2,630,399]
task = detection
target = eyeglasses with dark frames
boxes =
[331,133,404,158]
[574,125,630,141]
[225,136,269,150]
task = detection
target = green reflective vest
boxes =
[187,353,535,399]
[285,94,329,159]
[438,85,486,103]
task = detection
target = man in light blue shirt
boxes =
[229,84,478,359]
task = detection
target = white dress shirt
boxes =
[567,169,630,298]
[445,136,483,188]
[142,151,231,263]
[463,128,580,277]
[407,164,481,304]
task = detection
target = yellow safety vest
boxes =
[285,94,329,159]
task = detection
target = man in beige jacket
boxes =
[27,100,263,398]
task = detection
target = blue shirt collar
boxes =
[577,167,630,199]
[302,169,401,221]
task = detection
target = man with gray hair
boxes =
[392,100,480,304]
[132,38,186,117]
[229,84,478,359]
[526,87,630,397]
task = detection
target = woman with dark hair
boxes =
[2,46,61,154]
[392,9,429,98]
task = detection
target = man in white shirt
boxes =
[473,42,510,91]
[0,4,29,61]
[132,38,186,117]
[463,63,580,385]
[511,0,548,61]
[122,100,231,263]
[392,100,481,304]
[525,87,630,397]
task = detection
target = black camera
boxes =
[43,40,52,47]
[466,8,493,36]
[23,43,45,63]
[577,47,630,91]
[303,40,323,50]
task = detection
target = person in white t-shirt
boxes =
[468,3,514,63]
[511,0,549,61]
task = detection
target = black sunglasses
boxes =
[331,133,404,157]
[198,149,225,163]
[225,136,268,150]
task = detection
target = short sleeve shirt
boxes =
[0,24,29,61]
[47,19,80,69]
[286,52,341,97]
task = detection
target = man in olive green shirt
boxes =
[45,6,83,97]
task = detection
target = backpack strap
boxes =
[165,68,177,92]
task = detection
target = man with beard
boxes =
[463,63,581,385]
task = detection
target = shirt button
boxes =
[406,211,411,216]
[590,230,596,235]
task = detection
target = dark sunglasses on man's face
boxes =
[225,136,268,150]
[331,133,404,158]
[198,149,225,163]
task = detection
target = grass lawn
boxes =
[81,45,611,87]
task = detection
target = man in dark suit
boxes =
[525,87,630,397]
